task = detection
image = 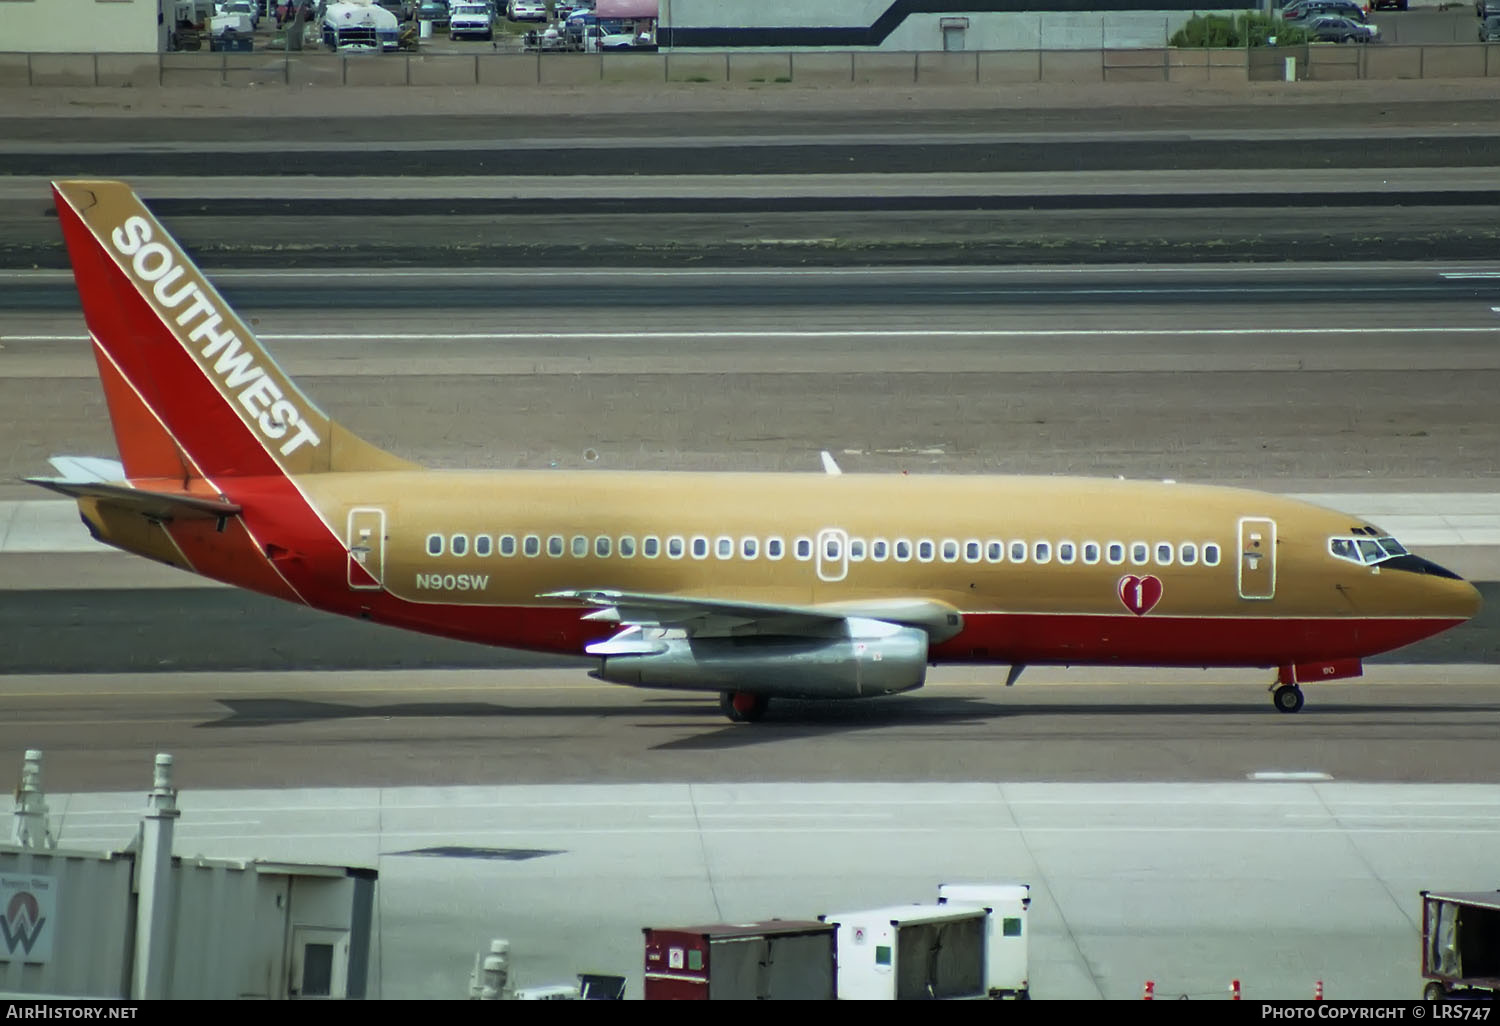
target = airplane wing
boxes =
[542,589,963,642]
[24,477,242,521]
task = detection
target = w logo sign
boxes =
[1,884,53,961]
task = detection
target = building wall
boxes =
[1,0,167,54]
[663,0,1247,50]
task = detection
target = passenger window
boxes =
[595,535,611,558]
[1034,541,1051,564]
[426,533,443,557]
[643,535,660,558]
[986,540,1004,563]
[499,535,517,557]
[1155,543,1173,566]
[941,539,958,563]
[667,536,685,559]
[795,537,812,560]
[871,538,889,561]
[1131,542,1149,566]
[1010,541,1027,563]
[571,535,588,557]
[767,537,784,560]
[849,538,866,561]
[451,534,468,557]
[742,536,758,559]
[964,540,982,563]
[1083,541,1100,564]
[523,534,540,557]
[692,536,709,559]
[619,536,636,558]
[547,535,564,557]
[825,535,841,560]
[475,535,492,557]
[716,536,733,559]
[1179,542,1197,566]
[1107,542,1125,565]
[1203,543,1221,566]
[917,539,935,562]
[894,539,912,562]
[1058,541,1075,564]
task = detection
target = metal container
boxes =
[643,920,835,1000]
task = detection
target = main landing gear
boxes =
[719,690,770,723]
[1272,683,1305,714]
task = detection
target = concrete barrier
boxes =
[8,43,1500,89]
[665,52,726,82]
[788,52,853,85]
[478,54,540,86]
[0,54,28,87]
[538,52,600,84]
[914,51,976,86]
[1040,49,1103,83]
[602,52,667,84]
[1421,43,1486,79]
[1207,47,1248,83]
[97,54,161,88]
[1364,45,1422,80]
[225,54,291,87]
[727,52,791,84]
[159,53,225,88]
[408,55,478,86]
[978,50,1042,84]
[1305,45,1359,81]
[288,53,344,87]
[1106,47,1167,83]
[28,54,97,87]
[855,51,917,85]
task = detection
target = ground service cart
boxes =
[1422,890,1500,1000]
[938,882,1031,999]
[820,904,988,1000]
[642,921,836,1000]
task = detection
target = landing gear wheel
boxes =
[1273,684,1305,714]
[1423,981,1446,1001]
[719,691,769,723]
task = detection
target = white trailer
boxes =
[937,883,1031,999]
[819,904,987,1000]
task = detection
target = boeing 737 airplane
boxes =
[31,179,1482,721]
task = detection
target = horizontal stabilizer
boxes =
[47,456,126,483]
[24,478,242,520]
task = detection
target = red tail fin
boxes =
[52,179,413,479]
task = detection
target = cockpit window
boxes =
[1329,535,1408,566]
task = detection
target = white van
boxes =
[449,1,493,39]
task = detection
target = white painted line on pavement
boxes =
[1250,772,1334,781]
[7,327,1500,344]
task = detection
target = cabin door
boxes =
[347,507,386,590]
[1237,516,1276,600]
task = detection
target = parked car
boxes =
[217,0,260,27]
[449,0,493,38]
[507,0,547,21]
[1283,0,1371,22]
[416,0,449,27]
[1307,14,1380,40]
[1482,13,1500,40]
[1369,0,1406,10]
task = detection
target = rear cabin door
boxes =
[347,507,386,590]
[1238,516,1276,600]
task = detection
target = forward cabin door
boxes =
[347,507,386,590]
[1238,516,1276,600]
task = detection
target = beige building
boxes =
[2,0,169,53]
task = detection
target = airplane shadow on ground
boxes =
[200,695,1500,753]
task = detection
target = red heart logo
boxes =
[1118,575,1163,616]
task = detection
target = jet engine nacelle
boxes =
[594,619,929,700]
